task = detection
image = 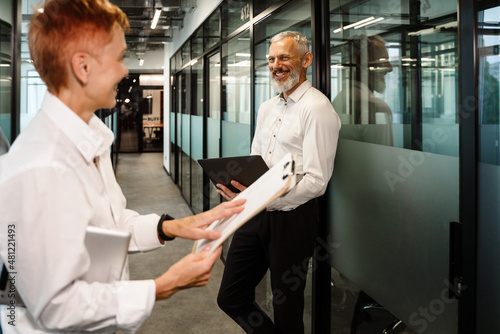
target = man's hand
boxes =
[216,180,247,201]
[161,198,245,241]
[154,245,222,300]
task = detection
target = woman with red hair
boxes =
[0,1,244,333]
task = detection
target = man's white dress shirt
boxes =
[0,92,162,333]
[252,80,341,211]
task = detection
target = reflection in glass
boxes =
[20,3,46,133]
[192,59,203,117]
[204,9,221,50]
[254,41,272,125]
[0,20,11,149]
[176,73,183,189]
[332,34,394,146]
[181,69,191,204]
[328,0,459,333]
[182,40,191,68]
[208,53,221,208]
[191,27,203,59]
[209,54,221,120]
[477,4,500,332]
[170,60,176,177]
[175,51,182,72]
[478,6,500,164]
[253,0,283,17]
[330,6,458,154]
[221,31,251,157]
[191,60,204,213]
[222,0,250,38]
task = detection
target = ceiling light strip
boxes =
[354,17,385,29]
[151,9,161,29]
[334,16,376,33]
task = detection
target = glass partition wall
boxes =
[477,1,500,332]
[0,20,12,151]
[221,31,251,158]
[328,0,460,333]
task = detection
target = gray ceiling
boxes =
[109,0,197,56]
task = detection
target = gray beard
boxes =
[270,69,300,94]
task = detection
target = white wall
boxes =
[124,49,165,71]
[163,0,222,173]
[163,44,171,172]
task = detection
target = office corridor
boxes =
[115,153,243,334]
[115,153,418,334]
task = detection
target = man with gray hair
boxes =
[216,31,341,333]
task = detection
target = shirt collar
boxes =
[279,80,312,103]
[41,92,115,163]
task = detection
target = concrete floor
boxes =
[115,153,244,334]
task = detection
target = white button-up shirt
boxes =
[0,92,162,333]
[252,80,341,211]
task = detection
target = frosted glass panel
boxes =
[191,115,204,214]
[222,31,251,125]
[477,163,500,332]
[222,122,250,157]
[207,118,220,159]
[221,32,251,157]
[329,139,459,333]
[170,112,175,142]
[181,114,190,155]
[191,116,203,161]
[0,21,11,145]
[477,5,500,332]
[208,53,221,208]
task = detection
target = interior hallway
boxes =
[114,153,416,334]
[115,153,243,334]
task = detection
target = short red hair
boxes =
[28,0,129,94]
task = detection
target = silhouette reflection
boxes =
[332,34,394,146]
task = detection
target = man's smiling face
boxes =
[268,37,304,95]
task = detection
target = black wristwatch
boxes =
[157,214,176,241]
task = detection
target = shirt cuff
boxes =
[116,280,156,334]
[132,214,164,252]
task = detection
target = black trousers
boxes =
[217,200,318,334]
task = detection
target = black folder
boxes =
[198,155,269,193]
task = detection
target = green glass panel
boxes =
[476,4,500,332]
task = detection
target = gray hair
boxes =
[270,31,309,56]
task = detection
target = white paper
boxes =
[193,153,295,254]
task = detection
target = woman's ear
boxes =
[71,52,91,86]
[302,51,313,69]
